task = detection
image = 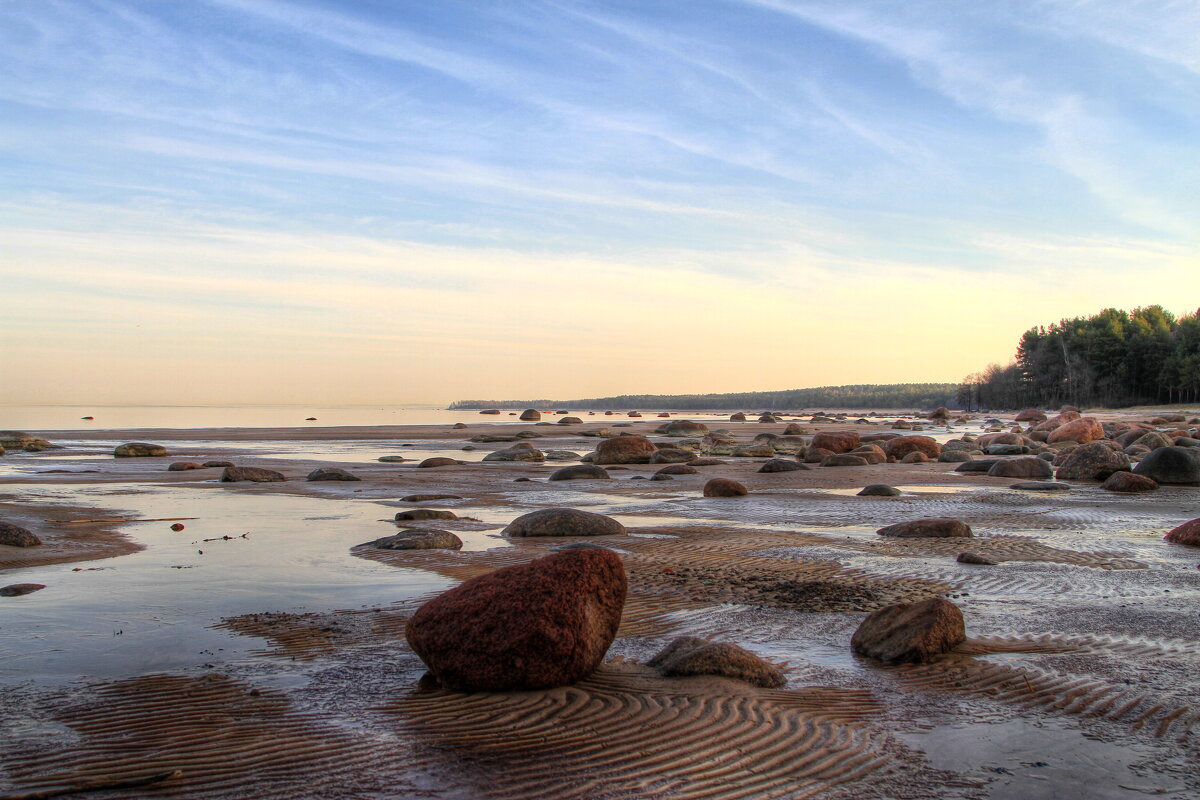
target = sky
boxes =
[1,0,1197,405]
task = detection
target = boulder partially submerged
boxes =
[647,636,785,689]
[502,508,626,537]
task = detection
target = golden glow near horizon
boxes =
[2,2,1197,404]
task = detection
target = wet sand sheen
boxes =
[1,415,1198,799]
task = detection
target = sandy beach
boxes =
[2,411,1198,800]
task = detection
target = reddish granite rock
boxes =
[549,465,611,481]
[851,597,966,664]
[811,431,860,453]
[113,442,167,457]
[648,637,785,689]
[957,552,998,565]
[1101,471,1158,493]
[884,435,942,460]
[901,452,929,464]
[1055,441,1131,481]
[703,478,748,497]
[1047,417,1105,444]
[220,466,286,482]
[987,457,1053,479]
[406,548,627,691]
[877,519,972,538]
[663,420,709,437]
[823,454,870,467]
[657,464,699,475]
[1165,518,1200,546]
[1014,408,1047,422]
[417,457,462,468]
[594,435,657,465]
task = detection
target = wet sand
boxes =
[1,413,1198,799]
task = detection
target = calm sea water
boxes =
[1,405,753,431]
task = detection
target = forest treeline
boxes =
[957,306,1200,410]
[450,383,959,411]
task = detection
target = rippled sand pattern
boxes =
[384,662,887,800]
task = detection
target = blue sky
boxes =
[2,0,1197,403]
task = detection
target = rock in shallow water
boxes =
[1101,471,1158,493]
[306,467,360,481]
[503,508,625,537]
[858,484,901,497]
[549,464,611,481]
[758,458,809,473]
[220,466,286,483]
[114,442,167,457]
[851,597,966,664]
[1132,446,1200,486]
[0,521,41,547]
[703,478,748,497]
[647,636,785,688]
[1,583,45,597]
[366,530,462,550]
[395,509,457,521]
[406,548,627,691]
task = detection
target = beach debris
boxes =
[877,518,972,538]
[406,548,626,691]
[1,583,45,597]
[1132,446,1200,486]
[395,509,458,521]
[858,484,901,497]
[306,467,361,481]
[647,636,786,688]
[594,435,657,464]
[113,442,168,457]
[549,465,611,481]
[0,521,41,547]
[220,466,286,482]
[703,478,748,497]
[1165,518,1200,546]
[503,508,625,537]
[366,530,462,551]
[170,523,185,532]
[1055,441,1131,481]
[851,597,966,664]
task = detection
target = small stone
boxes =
[395,509,458,521]
[306,468,361,481]
[220,466,287,483]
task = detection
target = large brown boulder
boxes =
[418,457,463,468]
[663,420,709,437]
[114,442,168,457]
[877,519,972,538]
[647,637,785,688]
[503,508,626,537]
[1046,417,1105,444]
[405,548,627,690]
[519,409,542,421]
[851,598,965,663]
[1034,411,1081,431]
[220,466,286,482]
[1055,441,1130,481]
[1165,518,1200,546]
[0,521,41,547]
[811,431,860,454]
[594,435,657,464]
[703,478,748,497]
[1014,408,1047,422]
[986,457,1053,479]
[884,435,941,460]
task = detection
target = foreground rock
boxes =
[884,435,941,460]
[1164,518,1200,546]
[703,478,748,497]
[220,466,286,482]
[1132,446,1200,486]
[594,435,657,465]
[858,484,901,497]
[0,583,46,597]
[647,637,785,688]
[878,519,972,538]
[549,465,611,481]
[306,468,361,481]
[851,598,966,664]
[0,521,41,547]
[406,548,627,691]
[366,530,462,550]
[503,508,626,537]
[1101,472,1158,493]
[114,442,168,457]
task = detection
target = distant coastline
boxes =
[449,383,959,411]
